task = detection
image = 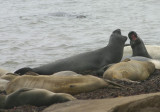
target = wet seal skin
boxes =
[14,29,127,75]
[128,31,152,58]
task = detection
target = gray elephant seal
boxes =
[0,88,76,109]
[128,31,152,58]
[103,59,155,81]
[14,29,127,75]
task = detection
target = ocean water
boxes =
[0,0,160,72]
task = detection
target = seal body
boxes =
[14,29,127,75]
[0,88,76,109]
[128,31,152,58]
[103,59,155,81]
[6,74,108,95]
[129,56,160,69]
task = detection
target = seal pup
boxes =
[103,59,155,81]
[6,74,109,94]
[0,88,76,109]
[128,31,152,58]
[14,29,127,75]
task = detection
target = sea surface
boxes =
[0,0,160,72]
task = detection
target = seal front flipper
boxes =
[96,63,115,76]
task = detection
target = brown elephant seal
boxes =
[0,88,76,109]
[6,74,109,95]
[14,29,127,75]
[128,31,152,58]
[103,59,155,81]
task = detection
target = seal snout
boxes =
[113,29,121,35]
[128,31,137,41]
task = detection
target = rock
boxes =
[43,92,160,112]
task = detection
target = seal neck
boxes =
[104,42,125,63]
[0,95,6,109]
[131,38,152,58]
[107,41,125,50]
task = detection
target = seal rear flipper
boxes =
[16,88,33,93]
[14,67,34,75]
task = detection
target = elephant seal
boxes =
[129,56,160,69]
[14,29,127,75]
[0,88,76,109]
[128,31,152,58]
[6,74,109,95]
[103,59,155,81]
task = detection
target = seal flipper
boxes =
[14,67,34,75]
[16,88,32,93]
[96,64,115,76]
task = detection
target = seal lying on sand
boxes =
[125,31,152,58]
[6,74,109,95]
[14,29,127,75]
[103,59,155,81]
[129,56,160,69]
[0,88,76,109]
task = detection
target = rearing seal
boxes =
[14,29,127,75]
[128,31,152,58]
